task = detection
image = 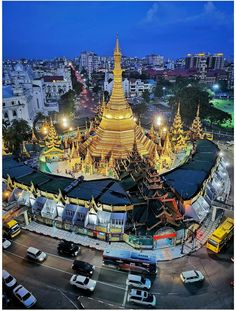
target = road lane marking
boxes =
[10,240,130,274]
[4,251,126,290]
[122,283,129,307]
[58,289,78,309]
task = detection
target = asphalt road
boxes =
[3,231,234,309]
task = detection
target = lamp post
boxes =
[162,87,166,98]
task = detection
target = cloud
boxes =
[139,2,232,28]
[142,3,159,24]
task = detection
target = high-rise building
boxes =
[79,51,98,77]
[207,53,224,70]
[146,54,164,68]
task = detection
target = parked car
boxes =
[2,238,12,250]
[57,240,80,257]
[71,260,95,276]
[13,285,37,308]
[126,274,151,290]
[2,270,17,288]
[70,274,96,292]
[127,289,156,307]
[180,270,204,284]
[2,292,10,307]
[27,247,47,262]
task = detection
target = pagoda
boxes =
[80,35,155,160]
[41,119,64,161]
[190,104,204,140]
[170,102,187,152]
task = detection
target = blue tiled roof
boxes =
[163,140,219,200]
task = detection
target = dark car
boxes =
[71,260,95,276]
[57,241,80,257]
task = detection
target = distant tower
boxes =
[170,102,187,152]
[190,104,204,140]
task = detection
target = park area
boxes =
[211,99,234,128]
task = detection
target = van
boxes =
[27,247,47,262]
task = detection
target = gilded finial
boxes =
[114,33,121,55]
[196,103,200,117]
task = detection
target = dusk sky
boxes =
[3,1,234,60]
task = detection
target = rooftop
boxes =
[3,85,14,99]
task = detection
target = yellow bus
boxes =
[207,217,234,253]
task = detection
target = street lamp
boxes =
[213,84,219,91]
[156,116,162,127]
[62,117,68,128]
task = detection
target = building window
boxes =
[4,112,9,119]
[3,102,5,106]
[12,101,15,105]
[36,98,39,109]
[18,101,21,105]
[13,110,17,117]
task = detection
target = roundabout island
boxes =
[2,38,231,256]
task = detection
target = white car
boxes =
[180,270,204,284]
[2,270,17,288]
[127,289,156,307]
[126,274,151,290]
[27,247,47,262]
[2,238,12,250]
[13,285,37,308]
[70,274,96,292]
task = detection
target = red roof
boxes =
[43,76,64,82]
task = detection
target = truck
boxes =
[3,220,21,238]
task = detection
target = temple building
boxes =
[39,119,64,166]
[190,104,204,140]
[170,102,188,152]
[80,36,156,161]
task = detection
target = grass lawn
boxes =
[211,99,234,128]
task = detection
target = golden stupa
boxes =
[81,35,155,159]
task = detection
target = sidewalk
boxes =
[22,211,223,262]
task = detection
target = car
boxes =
[180,270,204,284]
[70,274,96,291]
[71,260,95,276]
[2,238,12,250]
[27,247,47,262]
[2,292,10,307]
[2,270,17,288]
[127,289,156,307]
[126,274,151,290]
[57,240,80,257]
[13,285,37,308]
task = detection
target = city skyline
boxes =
[3,1,234,60]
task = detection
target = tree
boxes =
[59,90,76,116]
[142,90,150,103]
[3,119,31,155]
[169,86,231,127]
[33,112,48,139]
[132,102,148,119]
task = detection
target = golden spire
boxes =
[76,126,81,141]
[196,103,200,117]
[31,128,37,142]
[114,33,121,55]
[177,102,180,115]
